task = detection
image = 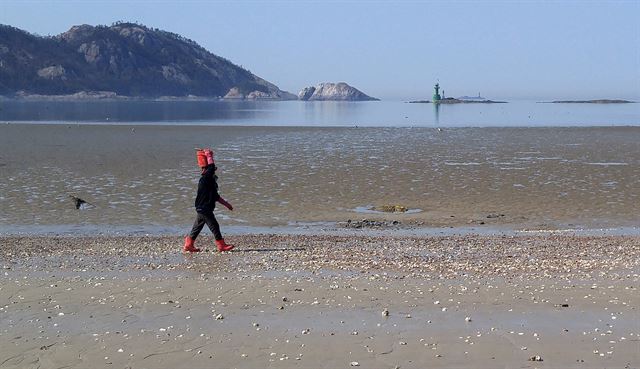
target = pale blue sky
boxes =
[1,0,638,100]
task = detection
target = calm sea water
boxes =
[0,100,638,126]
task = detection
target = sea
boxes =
[0,99,639,236]
[0,99,638,127]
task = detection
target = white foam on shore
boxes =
[444,162,482,166]
[586,162,629,166]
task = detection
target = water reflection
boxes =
[0,100,274,123]
[301,101,369,126]
[0,100,637,127]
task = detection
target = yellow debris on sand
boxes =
[373,205,408,213]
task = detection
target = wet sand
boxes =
[1,124,639,232]
[1,234,639,368]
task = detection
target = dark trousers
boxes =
[189,211,223,241]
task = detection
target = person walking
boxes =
[183,148,234,253]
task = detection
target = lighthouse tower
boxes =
[433,83,442,103]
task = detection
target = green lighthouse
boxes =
[433,83,442,103]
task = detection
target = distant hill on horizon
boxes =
[0,22,296,99]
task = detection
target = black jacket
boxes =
[194,164,219,213]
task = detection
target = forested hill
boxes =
[0,23,296,99]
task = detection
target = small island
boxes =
[409,98,506,104]
[541,99,634,104]
[408,83,506,104]
[298,82,378,101]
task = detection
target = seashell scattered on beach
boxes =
[382,308,389,317]
[528,355,543,361]
[350,362,360,367]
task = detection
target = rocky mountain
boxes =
[0,23,296,99]
[298,82,378,101]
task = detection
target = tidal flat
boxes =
[1,124,639,232]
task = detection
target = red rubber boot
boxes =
[215,239,234,252]
[183,236,201,253]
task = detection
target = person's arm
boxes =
[218,197,233,211]
[204,149,214,165]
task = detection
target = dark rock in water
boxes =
[0,23,295,100]
[298,82,378,101]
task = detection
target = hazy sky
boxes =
[2,0,638,100]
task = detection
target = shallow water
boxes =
[0,100,638,126]
[1,124,638,234]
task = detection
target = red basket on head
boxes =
[196,149,208,168]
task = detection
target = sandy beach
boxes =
[1,234,639,368]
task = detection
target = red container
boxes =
[196,150,208,168]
